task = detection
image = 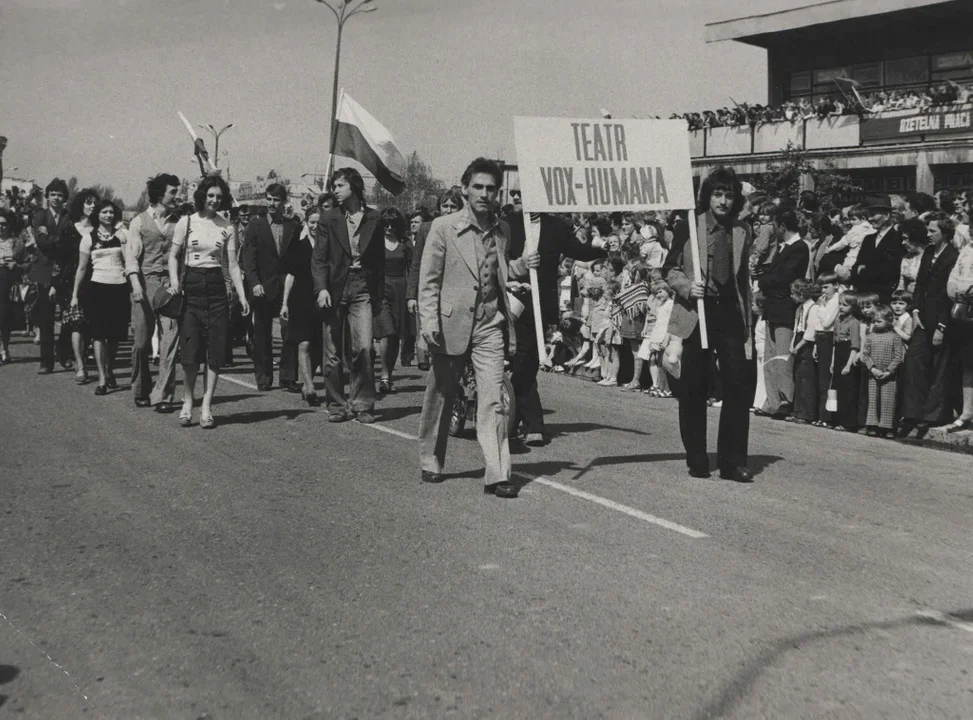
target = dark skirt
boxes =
[179,267,229,369]
[901,324,956,424]
[815,332,834,424]
[84,281,131,342]
[793,342,818,421]
[285,286,319,345]
[374,275,410,340]
[833,340,860,429]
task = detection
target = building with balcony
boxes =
[696,0,973,196]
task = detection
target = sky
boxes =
[0,0,808,204]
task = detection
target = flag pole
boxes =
[326,88,345,181]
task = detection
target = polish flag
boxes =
[332,90,406,196]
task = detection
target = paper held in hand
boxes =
[512,117,708,349]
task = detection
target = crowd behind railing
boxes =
[671,81,973,131]
[3,172,973,439]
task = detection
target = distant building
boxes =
[697,0,973,196]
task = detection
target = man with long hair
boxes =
[311,167,385,423]
[663,166,756,482]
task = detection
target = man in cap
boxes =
[847,194,903,303]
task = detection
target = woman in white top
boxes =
[70,200,130,395]
[168,176,249,428]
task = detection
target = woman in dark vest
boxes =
[280,207,322,406]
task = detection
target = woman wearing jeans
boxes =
[167,176,249,429]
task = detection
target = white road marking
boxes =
[221,374,260,391]
[358,422,708,539]
[916,610,973,633]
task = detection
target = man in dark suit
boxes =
[311,167,385,423]
[847,194,903,303]
[663,166,755,483]
[29,178,72,374]
[506,211,607,445]
[757,208,810,417]
[240,183,302,391]
[898,214,960,437]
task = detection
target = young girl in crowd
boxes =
[822,205,872,273]
[619,264,651,391]
[789,278,821,423]
[856,291,880,427]
[860,304,906,437]
[833,291,862,430]
[641,281,673,397]
[890,289,914,343]
[548,312,584,372]
[813,272,840,427]
[752,295,767,411]
[595,281,622,386]
[577,282,604,372]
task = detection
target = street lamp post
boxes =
[197,123,234,168]
[0,137,7,187]
[315,0,377,174]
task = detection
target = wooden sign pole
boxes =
[686,214,709,349]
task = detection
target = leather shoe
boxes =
[257,383,272,392]
[421,470,444,484]
[355,411,377,424]
[37,367,53,375]
[688,467,711,479]
[134,397,151,408]
[484,482,519,498]
[719,467,754,483]
[155,401,177,414]
[282,382,302,394]
[524,432,545,446]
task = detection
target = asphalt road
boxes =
[2,334,972,719]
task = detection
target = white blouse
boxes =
[171,213,234,269]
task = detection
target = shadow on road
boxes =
[209,393,259,406]
[217,409,314,425]
[375,405,422,422]
[695,608,973,720]
[562,453,783,480]
[0,664,20,709]
[546,422,652,438]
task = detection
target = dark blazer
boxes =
[29,208,72,285]
[505,211,607,327]
[240,216,303,305]
[406,222,431,303]
[663,211,752,345]
[913,243,959,331]
[851,225,903,301]
[758,238,810,327]
[311,206,385,316]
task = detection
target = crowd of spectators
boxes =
[672,82,973,131]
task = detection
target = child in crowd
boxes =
[856,291,880,427]
[789,278,821,423]
[833,291,862,430]
[890,289,914,343]
[595,281,623,386]
[548,312,584,372]
[618,264,651,390]
[752,295,767,411]
[640,281,673,397]
[860,304,906,437]
[824,205,873,272]
[813,272,840,427]
[579,283,605,372]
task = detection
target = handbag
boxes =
[150,214,189,319]
[950,298,973,325]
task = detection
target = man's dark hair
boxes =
[68,188,100,222]
[798,190,820,213]
[905,192,936,216]
[265,183,288,202]
[776,208,801,233]
[316,191,337,208]
[193,175,233,213]
[409,207,432,222]
[146,173,180,205]
[924,210,955,241]
[45,177,69,198]
[438,187,465,212]
[697,166,744,217]
[0,207,21,234]
[460,157,503,188]
[609,257,626,277]
[330,167,367,206]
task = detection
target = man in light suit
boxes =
[416,158,538,498]
[663,166,755,483]
[240,183,301,391]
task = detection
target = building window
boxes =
[790,71,811,95]
[813,67,852,87]
[885,56,929,87]
[853,62,883,88]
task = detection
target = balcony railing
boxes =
[689,104,973,159]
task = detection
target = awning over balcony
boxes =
[706,0,957,47]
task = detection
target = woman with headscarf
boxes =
[167,175,250,428]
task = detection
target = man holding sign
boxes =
[662,167,755,482]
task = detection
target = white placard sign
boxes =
[513,117,695,212]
